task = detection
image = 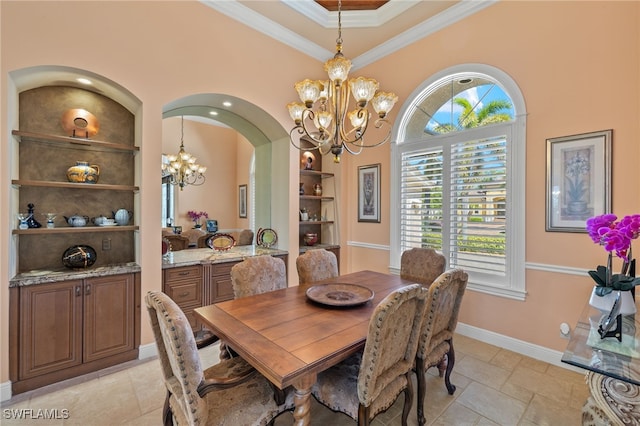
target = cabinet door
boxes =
[210,262,236,303]
[19,280,83,379]
[83,274,135,363]
[164,266,203,331]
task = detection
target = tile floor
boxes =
[0,334,589,425]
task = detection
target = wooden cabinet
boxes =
[299,170,337,246]
[209,262,236,303]
[10,273,140,394]
[163,265,203,332]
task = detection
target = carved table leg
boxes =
[582,371,640,425]
[292,374,316,426]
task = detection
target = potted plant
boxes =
[586,213,640,314]
[187,210,208,229]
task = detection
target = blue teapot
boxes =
[64,214,89,227]
[113,209,132,226]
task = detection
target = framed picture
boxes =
[205,219,218,233]
[358,163,381,223]
[546,129,611,232]
[238,184,247,218]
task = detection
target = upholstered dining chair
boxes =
[230,255,287,299]
[311,284,427,426]
[400,247,446,287]
[296,249,339,284]
[145,291,293,426]
[415,268,468,426]
[196,233,214,248]
[163,234,190,251]
[237,229,254,246]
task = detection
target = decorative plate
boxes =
[256,228,278,248]
[61,108,100,138]
[306,283,374,307]
[98,223,118,227]
[162,237,171,255]
[206,233,236,251]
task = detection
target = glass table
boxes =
[562,299,640,424]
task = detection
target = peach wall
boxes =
[348,1,639,351]
[0,0,638,392]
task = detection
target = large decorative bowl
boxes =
[62,245,97,269]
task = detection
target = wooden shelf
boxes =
[13,130,139,153]
[299,195,334,201]
[12,180,139,192]
[299,221,334,226]
[300,169,334,178]
[13,226,139,235]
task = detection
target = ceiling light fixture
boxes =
[286,0,398,163]
[162,116,206,190]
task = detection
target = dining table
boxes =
[194,269,417,426]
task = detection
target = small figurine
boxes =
[26,203,42,228]
[305,156,313,170]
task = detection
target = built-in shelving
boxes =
[12,179,139,191]
[13,130,139,153]
[12,226,138,235]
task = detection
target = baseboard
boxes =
[138,342,157,360]
[456,322,584,374]
[1,380,13,402]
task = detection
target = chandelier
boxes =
[162,116,206,190]
[286,0,398,163]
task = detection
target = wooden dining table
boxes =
[194,269,416,426]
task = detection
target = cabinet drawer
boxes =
[166,281,202,306]
[164,266,202,282]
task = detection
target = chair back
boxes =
[400,247,446,286]
[230,255,287,298]
[197,233,215,248]
[237,229,254,246]
[145,291,207,424]
[164,234,190,251]
[357,284,427,407]
[296,249,339,284]
[417,269,468,361]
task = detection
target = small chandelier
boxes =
[162,116,206,190]
[287,0,398,163]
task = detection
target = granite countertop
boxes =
[10,262,141,287]
[162,245,288,269]
[298,244,340,253]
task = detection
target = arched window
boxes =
[390,64,527,300]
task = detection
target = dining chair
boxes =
[311,283,427,426]
[415,268,468,426]
[220,255,288,359]
[163,234,190,251]
[145,291,293,426]
[230,255,287,298]
[296,249,339,284]
[196,233,215,248]
[237,229,254,246]
[400,247,446,287]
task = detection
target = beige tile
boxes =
[490,348,523,371]
[455,335,501,363]
[518,355,550,374]
[522,393,583,426]
[431,401,482,425]
[507,366,573,405]
[455,355,511,390]
[456,381,527,425]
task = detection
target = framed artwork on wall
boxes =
[545,129,612,232]
[358,163,381,223]
[239,184,247,218]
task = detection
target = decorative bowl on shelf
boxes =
[61,108,100,138]
[62,245,97,269]
[303,232,318,246]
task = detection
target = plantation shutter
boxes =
[399,133,508,284]
[449,135,507,279]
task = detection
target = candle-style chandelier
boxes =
[287,0,398,163]
[162,116,207,190]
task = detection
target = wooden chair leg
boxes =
[401,372,413,426]
[444,340,456,395]
[416,356,427,426]
[163,390,173,426]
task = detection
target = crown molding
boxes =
[201,0,498,67]
[281,0,421,28]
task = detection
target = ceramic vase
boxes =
[589,288,637,315]
[66,161,100,184]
